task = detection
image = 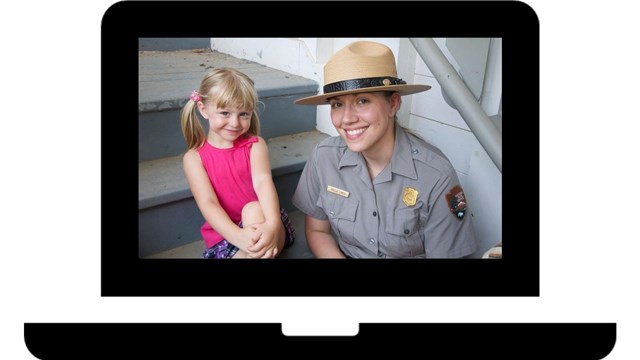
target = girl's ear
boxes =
[196,101,209,120]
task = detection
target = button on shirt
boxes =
[292,125,478,258]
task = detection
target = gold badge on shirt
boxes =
[402,187,418,207]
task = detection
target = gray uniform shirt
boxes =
[292,125,478,258]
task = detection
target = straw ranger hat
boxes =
[295,41,431,105]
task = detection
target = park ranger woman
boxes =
[292,41,477,258]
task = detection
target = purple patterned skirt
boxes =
[203,208,295,259]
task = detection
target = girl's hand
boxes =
[236,225,259,254]
[247,221,280,258]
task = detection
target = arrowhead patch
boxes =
[445,185,468,220]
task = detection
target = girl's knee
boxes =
[241,201,264,226]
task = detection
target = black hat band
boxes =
[323,76,407,94]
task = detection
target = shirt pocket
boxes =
[319,194,359,244]
[384,205,425,257]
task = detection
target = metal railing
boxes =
[409,38,502,173]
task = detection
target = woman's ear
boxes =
[390,92,402,115]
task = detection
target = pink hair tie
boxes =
[190,90,201,102]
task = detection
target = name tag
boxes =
[327,185,349,198]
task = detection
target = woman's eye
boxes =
[330,102,342,109]
[357,98,369,105]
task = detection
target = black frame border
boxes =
[102,1,540,297]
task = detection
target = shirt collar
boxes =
[337,125,418,180]
[337,138,359,169]
[390,125,419,180]
[336,142,369,188]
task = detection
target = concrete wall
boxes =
[210,38,503,258]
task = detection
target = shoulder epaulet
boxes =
[406,131,454,173]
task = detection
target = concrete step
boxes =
[138,130,329,210]
[138,49,319,162]
[145,210,315,259]
[139,38,210,51]
[138,130,329,258]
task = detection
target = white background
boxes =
[1,1,638,358]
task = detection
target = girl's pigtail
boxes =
[180,91,206,150]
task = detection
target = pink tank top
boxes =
[197,136,259,248]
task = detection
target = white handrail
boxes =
[409,38,502,173]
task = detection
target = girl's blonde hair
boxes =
[180,67,261,150]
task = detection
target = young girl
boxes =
[180,67,295,259]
